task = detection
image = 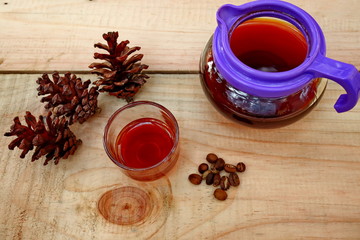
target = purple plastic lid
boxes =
[213,0,360,112]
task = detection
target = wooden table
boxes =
[1,0,360,239]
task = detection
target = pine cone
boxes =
[4,111,82,165]
[36,72,99,125]
[89,31,149,102]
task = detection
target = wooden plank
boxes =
[1,74,360,239]
[0,0,360,72]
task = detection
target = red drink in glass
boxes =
[104,101,179,181]
[115,118,175,169]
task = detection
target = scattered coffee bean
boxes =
[198,163,209,174]
[213,173,221,187]
[220,176,230,190]
[214,158,225,171]
[188,153,247,201]
[202,170,212,179]
[188,174,202,185]
[206,172,215,185]
[214,188,227,201]
[224,164,236,173]
[229,172,240,186]
[236,162,246,172]
[206,153,218,164]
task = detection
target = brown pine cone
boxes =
[4,111,82,165]
[89,31,149,102]
[36,72,99,125]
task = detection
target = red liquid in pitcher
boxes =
[230,18,308,72]
[115,118,174,169]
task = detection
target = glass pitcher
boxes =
[200,0,360,127]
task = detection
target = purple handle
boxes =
[308,56,360,113]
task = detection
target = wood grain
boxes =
[1,74,360,239]
[1,0,360,239]
[0,0,360,72]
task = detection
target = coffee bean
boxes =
[229,172,240,186]
[188,153,246,202]
[220,176,230,190]
[214,188,227,201]
[214,158,225,171]
[213,173,221,187]
[224,164,236,173]
[206,172,215,185]
[188,174,202,185]
[198,163,209,174]
[236,162,246,172]
[202,170,212,179]
[206,153,218,164]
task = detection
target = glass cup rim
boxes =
[103,100,180,172]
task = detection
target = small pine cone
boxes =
[89,31,149,102]
[36,72,99,125]
[4,111,82,165]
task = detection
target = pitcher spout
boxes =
[216,4,245,31]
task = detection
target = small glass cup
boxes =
[103,101,179,181]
